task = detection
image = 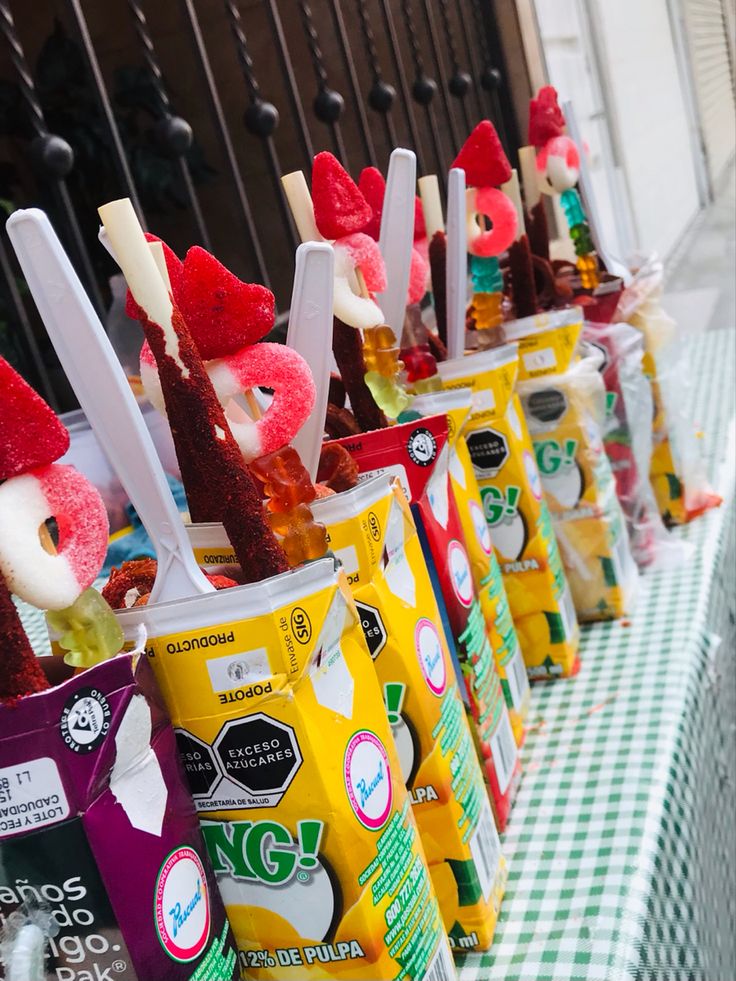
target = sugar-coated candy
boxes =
[0,357,70,481]
[538,136,580,193]
[408,247,430,304]
[250,445,317,513]
[312,152,372,240]
[363,324,402,377]
[0,464,108,611]
[317,443,359,492]
[47,587,124,668]
[364,371,412,419]
[528,85,566,147]
[103,558,158,609]
[332,243,384,330]
[267,503,328,565]
[142,340,315,464]
[358,166,385,240]
[177,247,275,359]
[452,120,512,188]
[0,577,48,702]
[125,234,184,322]
[467,187,518,257]
[336,232,387,292]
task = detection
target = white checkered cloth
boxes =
[457,328,736,980]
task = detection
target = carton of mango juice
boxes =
[330,416,522,831]
[413,390,530,744]
[437,344,580,680]
[311,476,506,952]
[505,310,638,622]
[116,560,456,980]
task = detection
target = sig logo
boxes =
[290,607,312,645]
[367,510,381,542]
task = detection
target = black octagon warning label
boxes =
[466,428,510,477]
[213,713,302,807]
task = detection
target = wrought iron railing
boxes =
[0,0,519,409]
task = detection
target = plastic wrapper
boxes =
[437,345,580,680]
[582,320,686,568]
[329,417,522,832]
[615,255,721,524]
[507,309,638,622]
[412,390,530,745]
[115,561,454,980]
[0,654,238,981]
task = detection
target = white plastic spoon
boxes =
[286,241,335,481]
[446,167,467,360]
[6,208,213,604]
[376,147,417,334]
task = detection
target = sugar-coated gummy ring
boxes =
[536,135,580,194]
[141,341,316,463]
[0,464,109,611]
[466,187,518,258]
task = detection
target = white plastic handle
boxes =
[446,167,467,360]
[6,208,213,604]
[376,148,417,334]
[286,242,335,481]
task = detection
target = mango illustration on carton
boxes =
[312,476,506,952]
[437,343,580,680]
[116,560,455,981]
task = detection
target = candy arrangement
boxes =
[0,89,720,981]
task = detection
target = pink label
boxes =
[343,731,393,831]
[154,847,211,962]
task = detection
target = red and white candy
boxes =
[466,187,518,257]
[0,464,109,611]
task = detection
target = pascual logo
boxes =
[367,510,381,542]
[60,687,111,754]
[155,847,210,963]
[406,427,437,467]
[344,731,392,830]
[447,540,473,607]
[415,619,447,696]
[469,500,493,556]
[290,607,312,645]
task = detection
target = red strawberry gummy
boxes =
[452,120,511,188]
[177,247,275,360]
[125,234,183,321]
[313,152,372,240]
[0,357,69,481]
[414,195,426,241]
[528,86,565,147]
[358,167,385,241]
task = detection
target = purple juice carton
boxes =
[0,653,238,980]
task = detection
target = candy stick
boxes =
[6,208,214,604]
[0,575,48,700]
[97,198,288,582]
[286,242,335,481]
[418,174,444,238]
[503,169,538,318]
[446,167,467,360]
[375,148,417,335]
[281,170,322,244]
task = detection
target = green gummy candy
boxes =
[364,370,412,420]
[46,588,124,669]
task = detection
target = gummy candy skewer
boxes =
[99,199,288,583]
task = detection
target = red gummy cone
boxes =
[313,152,372,240]
[358,166,385,240]
[528,86,566,147]
[452,120,511,188]
[0,357,69,481]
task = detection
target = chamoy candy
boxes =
[332,317,388,432]
[46,587,124,669]
[312,151,372,239]
[102,558,236,609]
[428,231,448,347]
[316,442,359,492]
[529,86,600,290]
[454,122,517,351]
[0,356,69,480]
[0,576,48,701]
[358,166,385,240]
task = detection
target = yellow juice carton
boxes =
[505,310,638,622]
[311,476,506,952]
[437,344,580,679]
[412,390,530,744]
[115,560,456,980]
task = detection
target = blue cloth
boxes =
[102,475,188,577]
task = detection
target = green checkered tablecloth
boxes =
[457,328,736,981]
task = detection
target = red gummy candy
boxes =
[125,234,183,321]
[401,344,437,382]
[414,195,426,241]
[528,85,565,147]
[337,233,387,292]
[407,247,430,304]
[452,120,511,188]
[358,167,385,240]
[177,247,275,360]
[313,152,372,240]
[0,357,69,481]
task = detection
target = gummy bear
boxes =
[47,587,124,669]
[364,371,412,419]
[268,503,329,565]
[401,344,438,383]
[250,446,317,513]
[363,324,403,378]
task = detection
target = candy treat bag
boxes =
[582,321,685,569]
[436,345,579,679]
[312,477,506,952]
[615,255,720,525]
[330,416,522,832]
[506,309,638,622]
[412,391,530,746]
[116,561,455,981]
